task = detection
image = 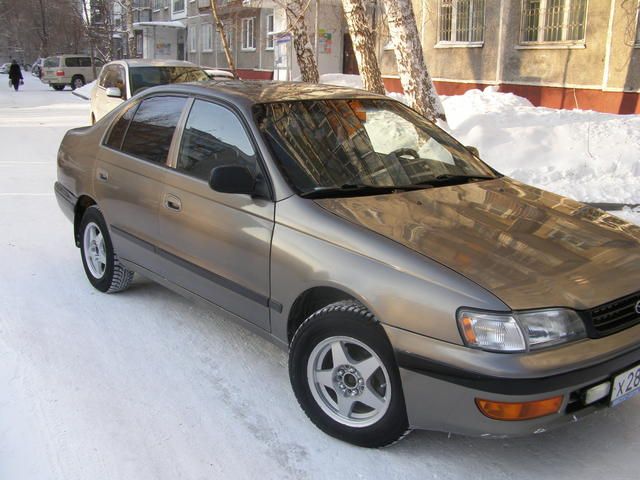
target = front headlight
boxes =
[458,308,586,353]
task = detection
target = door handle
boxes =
[96,168,109,182]
[164,194,182,212]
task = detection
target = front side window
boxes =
[521,0,587,44]
[242,17,255,50]
[177,100,257,181]
[100,65,126,94]
[255,99,496,196]
[121,96,187,164]
[438,0,485,44]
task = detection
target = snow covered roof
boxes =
[133,21,186,29]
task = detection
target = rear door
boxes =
[156,99,275,330]
[94,95,189,270]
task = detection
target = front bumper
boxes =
[385,323,640,437]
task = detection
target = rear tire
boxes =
[79,206,133,293]
[71,75,85,90]
[289,301,410,447]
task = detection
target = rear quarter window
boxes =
[44,57,60,68]
[104,103,139,150]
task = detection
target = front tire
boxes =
[289,301,410,447]
[51,84,65,91]
[79,206,133,293]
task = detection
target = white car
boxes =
[90,59,209,124]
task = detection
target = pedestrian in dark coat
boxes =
[9,60,23,91]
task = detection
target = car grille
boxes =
[588,291,640,336]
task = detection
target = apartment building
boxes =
[131,0,640,114]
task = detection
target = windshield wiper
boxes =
[414,174,495,187]
[299,183,428,199]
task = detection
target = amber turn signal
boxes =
[475,396,563,421]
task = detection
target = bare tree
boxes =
[210,0,238,78]
[277,0,319,83]
[120,0,136,58]
[341,0,385,94]
[380,0,445,122]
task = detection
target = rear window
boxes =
[129,67,209,95]
[44,57,60,68]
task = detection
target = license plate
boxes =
[610,364,640,407]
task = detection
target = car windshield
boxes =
[254,99,497,196]
[129,66,210,95]
[44,57,59,68]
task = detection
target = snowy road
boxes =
[1,76,640,480]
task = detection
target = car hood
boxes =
[315,178,640,310]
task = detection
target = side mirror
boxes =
[209,165,256,195]
[106,87,122,98]
[466,145,480,157]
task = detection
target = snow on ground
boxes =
[72,80,96,100]
[1,75,640,480]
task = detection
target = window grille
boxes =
[521,0,587,44]
[438,0,485,44]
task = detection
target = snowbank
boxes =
[442,88,640,204]
[72,80,96,100]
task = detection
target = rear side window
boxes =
[121,96,187,164]
[177,100,257,181]
[65,57,92,67]
[105,103,138,150]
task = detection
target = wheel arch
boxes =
[287,286,379,345]
[74,195,97,246]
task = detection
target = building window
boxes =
[202,24,213,52]
[521,0,587,44]
[217,27,233,52]
[266,14,275,50]
[241,17,255,50]
[189,26,198,53]
[152,0,162,10]
[438,0,485,44]
[173,0,185,13]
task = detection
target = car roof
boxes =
[109,59,200,68]
[144,80,389,106]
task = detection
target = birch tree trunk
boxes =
[341,0,385,94]
[380,0,446,122]
[122,0,137,58]
[283,0,319,83]
[210,0,238,78]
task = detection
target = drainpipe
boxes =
[602,0,616,90]
[314,0,319,68]
[495,0,506,88]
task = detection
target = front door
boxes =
[156,99,274,330]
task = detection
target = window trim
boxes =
[189,25,198,53]
[241,17,256,51]
[436,0,486,47]
[519,0,589,46]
